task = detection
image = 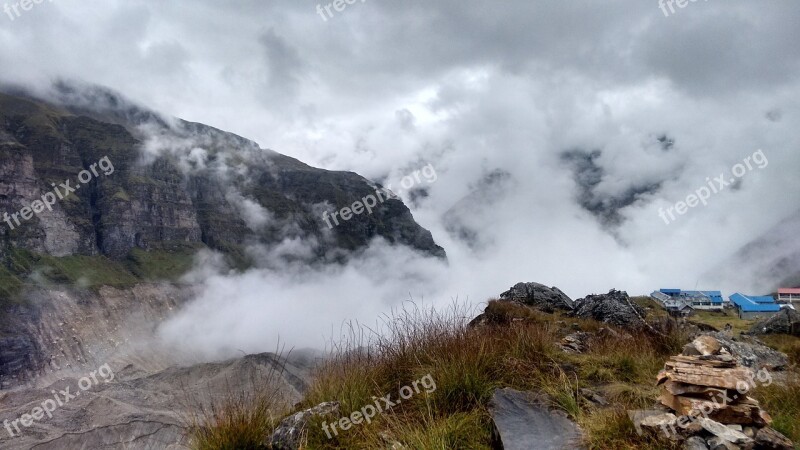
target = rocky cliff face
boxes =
[0,88,445,266]
[0,85,445,389]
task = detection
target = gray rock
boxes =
[561,332,591,354]
[0,334,42,389]
[684,436,710,450]
[571,289,649,331]
[500,282,575,312]
[692,335,723,356]
[489,388,583,450]
[628,409,671,436]
[754,427,794,450]
[707,437,741,450]
[683,343,703,356]
[0,88,446,264]
[269,401,340,450]
[0,352,311,450]
[750,308,800,337]
[579,388,608,407]
[704,332,788,370]
[698,417,753,447]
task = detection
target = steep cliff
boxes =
[0,88,444,264]
[0,85,445,386]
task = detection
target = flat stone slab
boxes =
[489,388,584,450]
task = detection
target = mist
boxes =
[2,0,799,359]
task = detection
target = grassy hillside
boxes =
[189,299,800,450]
[0,245,200,314]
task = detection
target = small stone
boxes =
[579,388,608,407]
[693,336,723,356]
[633,413,680,440]
[707,437,740,450]
[754,427,794,450]
[699,418,753,447]
[683,343,703,356]
[683,436,709,450]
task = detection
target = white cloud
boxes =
[3,0,800,358]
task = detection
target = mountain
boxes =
[0,85,444,386]
[705,209,800,291]
[0,86,444,263]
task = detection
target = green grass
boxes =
[125,243,202,281]
[255,302,689,449]
[755,374,800,445]
[35,254,140,288]
[0,248,44,312]
[0,245,201,311]
[190,299,799,450]
[692,308,754,333]
[760,334,800,366]
[632,296,670,319]
[186,367,291,450]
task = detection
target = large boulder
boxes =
[571,289,648,330]
[500,282,574,312]
[488,388,583,450]
[749,308,800,337]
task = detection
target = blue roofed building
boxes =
[651,289,724,313]
[729,293,781,320]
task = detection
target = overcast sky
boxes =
[3,1,800,356]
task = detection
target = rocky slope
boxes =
[0,351,313,450]
[0,86,444,266]
[0,85,445,382]
[0,84,446,448]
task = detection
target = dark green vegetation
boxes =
[0,245,199,311]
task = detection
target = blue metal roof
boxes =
[686,290,724,304]
[660,289,724,304]
[729,293,781,312]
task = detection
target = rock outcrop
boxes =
[0,283,193,388]
[703,332,788,371]
[749,308,800,337]
[0,352,311,450]
[499,282,574,312]
[571,289,649,330]
[0,87,445,267]
[0,85,447,386]
[269,401,340,450]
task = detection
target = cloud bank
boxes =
[3,0,800,358]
